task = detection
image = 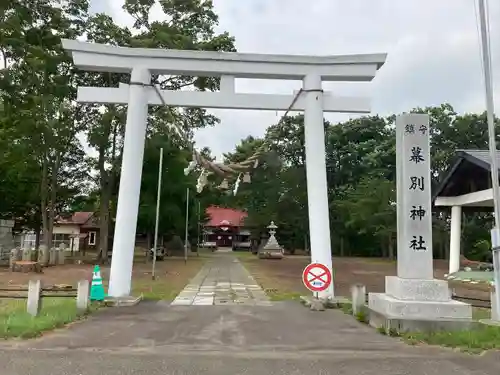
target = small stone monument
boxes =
[258,221,284,259]
[9,247,22,269]
[38,244,47,263]
[57,243,66,265]
[49,247,57,265]
[0,220,15,266]
[22,247,32,261]
[368,114,472,332]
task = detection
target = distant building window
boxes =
[88,231,97,245]
[22,232,37,249]
[52,233,71,248]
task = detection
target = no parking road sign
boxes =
[302,263,332,292]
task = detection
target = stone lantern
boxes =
[258,221,284,259]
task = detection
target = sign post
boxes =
[302,263,332,294]
[397,113,433,280]
[368,113,472,326]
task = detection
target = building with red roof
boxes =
[19,212,100,253]
[202,206,251,250]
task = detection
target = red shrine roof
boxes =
[205,206,247,227]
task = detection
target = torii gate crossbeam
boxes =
[62,39,386,300]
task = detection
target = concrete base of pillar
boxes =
[300,295,350,310]
[368,275,473,333]
[369,306,476,333]
[104,295,143,307]
[368,292,473,333]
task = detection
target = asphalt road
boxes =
[1,301,498,375]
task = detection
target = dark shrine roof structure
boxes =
[432,149,500,202]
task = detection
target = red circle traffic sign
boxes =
[302,263,332,292]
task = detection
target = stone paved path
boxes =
[171,253,271,306]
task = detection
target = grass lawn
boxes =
[0,298,99,339]
[338,302,500,354]
[238,255,308,301]
[239,254,492,302]
[131,255,207,300]
[400,308,500,354]
[0,253,207,339]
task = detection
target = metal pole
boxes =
[197,200,201,257]
[478,0,500,320]
[184,187,190,264]
[152,147,163,280]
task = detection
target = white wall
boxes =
[53,225,81,252]
[21,225,82,251]
[53,225,80,235]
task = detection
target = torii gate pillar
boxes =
[108,68,150,297]
[62,39,386,299]
[303,74,334,298]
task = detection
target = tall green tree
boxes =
[0,0,90,262]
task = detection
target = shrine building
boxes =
[433,149,499,274]
[202,206,251,250]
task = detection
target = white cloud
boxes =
[89,0,500,159]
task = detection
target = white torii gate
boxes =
[62,39,387,299]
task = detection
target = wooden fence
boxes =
[451,294,491,309]
[0,279,90,316]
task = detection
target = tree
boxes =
[0,0,90,262]
[336,173,397,258]
[80,1,237,261]
[83,13,132,261]
[137,132,195,245]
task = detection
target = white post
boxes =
[449,205,462,274]
[351,283,366,316]
[303,74,334,299]
[490,228,500,321]
[76,279,90,311]
[152,147,164,280]
[27,279,42,316]
[108,67,150,297]
[478,0,500,323]
[492,288,499,321]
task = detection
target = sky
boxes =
[88,0,500,160]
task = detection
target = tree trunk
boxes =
[98,196,110,264]
[48,157,58,238]
[97,145,111,264]
[40,156,50,265]
[388,234,395,260]
[96,112,119,264]
[34,224,41,261]
[340,236,345,257]
[381,238,388,258]
[34,227,41,250]
[41,156,60,265]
